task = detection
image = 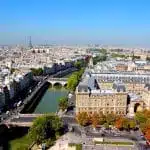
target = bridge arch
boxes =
[48,82,52,88]
[64,83,67,88]
[47,78,68,88]
[53,82,62,88]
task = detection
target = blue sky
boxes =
[0,0,150,46]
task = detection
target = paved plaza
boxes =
[47,131,146,150]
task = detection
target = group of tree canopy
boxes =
[89,48,107,65]
[88,48,107,54]
[28,114,63,148]
[76,110,150,142]
[30,68,43,76]
[76,112,137,131]
[74,57,89,69]
[67,68,84,91]
[74,60,84,70]
[135,109,150,142]
[58,97,68,111]
[93,54,107,65]
[111,53,129,59]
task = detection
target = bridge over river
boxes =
[2,77,72,128]
[4,113,76,127]
[47,78,68,87]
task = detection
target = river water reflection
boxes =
[34,88,68,114]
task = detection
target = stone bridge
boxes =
[47,78,68,87]
[4,114,76,127]
[4,114,44,127]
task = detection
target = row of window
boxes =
[98,76,150,81]
[77,109,126,115]
[77,100,126,106]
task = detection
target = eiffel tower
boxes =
[28,36,33,49]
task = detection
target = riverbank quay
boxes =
[0,80,49,126]
[19,68,77,114]
[20,80,50,113]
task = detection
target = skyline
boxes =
[0,0,150,47]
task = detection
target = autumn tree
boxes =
[76,112,89,126]
[145,128,150,142]
[143,109,150,118]
[114,117,130,130]
[115,117,124,129]
[90,112,100,128]
[140,119,150,134]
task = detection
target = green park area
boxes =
[111,53,128,58]
[68,143,82,150]
[9,135,32,150]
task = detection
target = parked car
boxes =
[17,101,22,107]
[6,111,10,115]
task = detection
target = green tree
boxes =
[104,122,109,129]
[99,113,106,125]
[93,54,107,65]
[67,74,78,91]
[74,61,82,70]
[105,114,117,125]
[135,112,147,124]
[67,68,84,91]
[129,120,136,129]
[58,97,68,111]
[30,68,43,76]
[99,48,107,54]
[10,68,16,74]
[78,68,84,78]
[28,114,62,144]
[122,118,130,129]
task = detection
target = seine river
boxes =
[33,88,68,113]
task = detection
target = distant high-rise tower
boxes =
[132,50,135,61]
[89,57,94,68]
[28,36,33,49]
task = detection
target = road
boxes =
[0,78,46,124]
[82,144,138,150]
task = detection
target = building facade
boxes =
[75,71,150,117]
[75,74,128,115]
